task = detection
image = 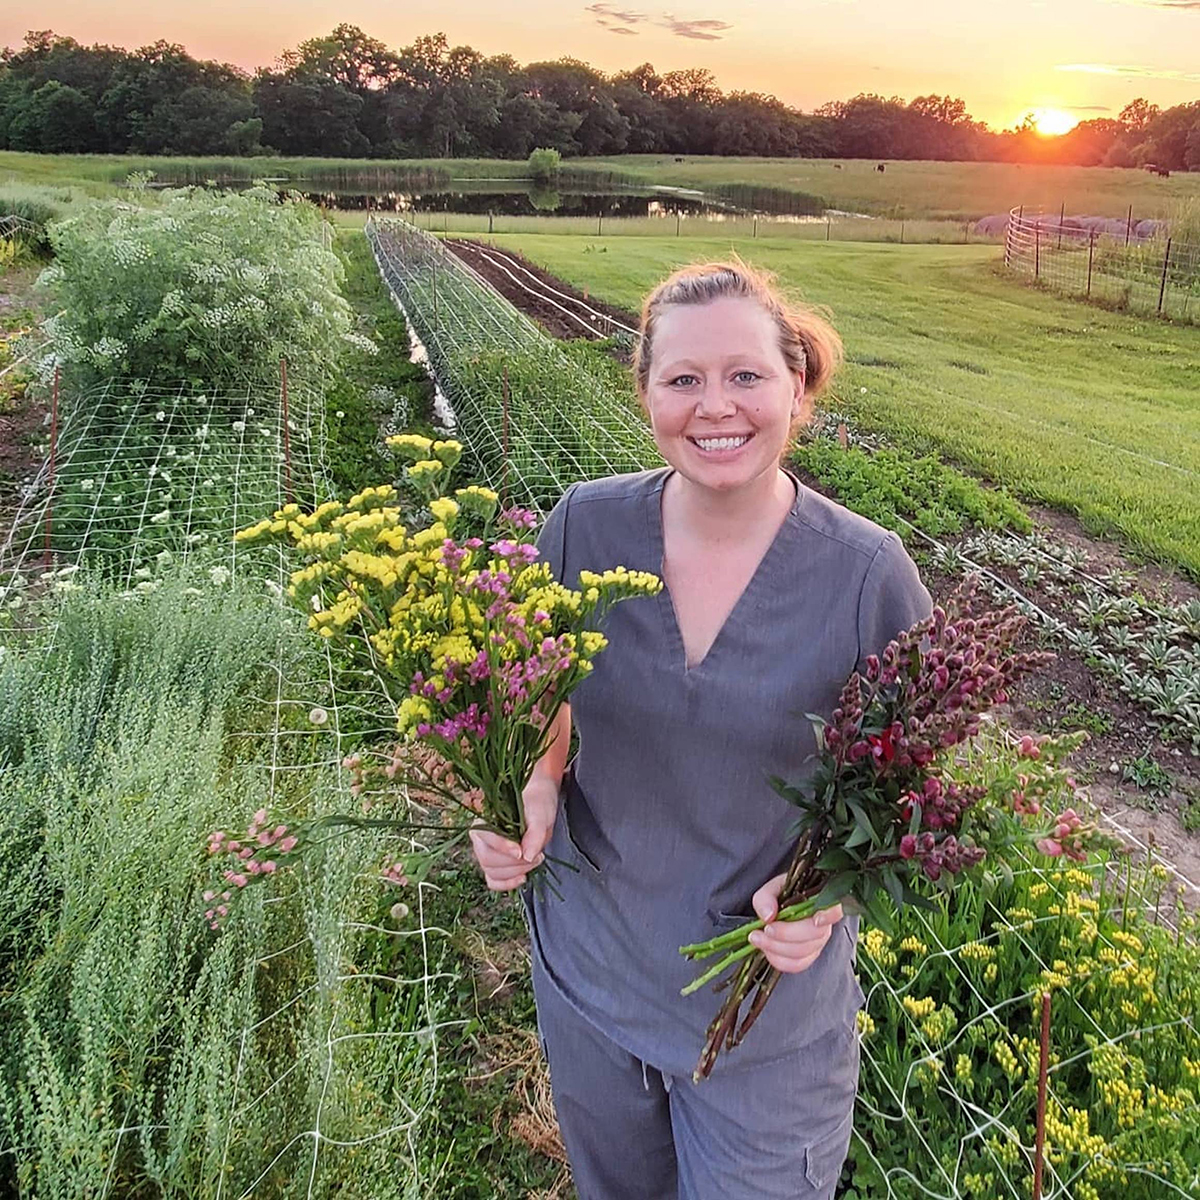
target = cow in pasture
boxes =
[876,163,886,172]
[674,156,684,162]
[1144,163,1171,177]
[833,163,842,170]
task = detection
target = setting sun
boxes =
[1029,108,1080,136]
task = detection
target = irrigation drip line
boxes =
[459,241,639,339]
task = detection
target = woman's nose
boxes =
[694,382,738,417]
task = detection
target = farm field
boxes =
[2,186,1199,1200]
[477,232,1200,578]
[574,155,1200,221]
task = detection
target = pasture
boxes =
[4,150,1200,222]
[479,232,1200,578]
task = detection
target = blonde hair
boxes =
[632,255,843,425]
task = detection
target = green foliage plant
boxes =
[527,148,561,184]
[35,183,352,396]
[791,437,1030,538]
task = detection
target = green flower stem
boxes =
[680,942,760,997]
[679,898,821,960]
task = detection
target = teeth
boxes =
[694,436,749,451]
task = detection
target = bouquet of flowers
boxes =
[212,437,660,908]
[680,581,1111,1082]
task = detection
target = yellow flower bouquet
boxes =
[206,437,659,914]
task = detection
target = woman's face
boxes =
[642,296,804,497]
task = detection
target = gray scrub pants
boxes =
[532,954,859,1200]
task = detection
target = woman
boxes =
[470,259,931,1198]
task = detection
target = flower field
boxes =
[0,196,1197,1198]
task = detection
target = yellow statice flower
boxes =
[432,439,463,468]
[899,936,928,956]
[856,1010,876,1038]
[386,433,434,460]
[902,995,936,1020]
[429,497,459,528]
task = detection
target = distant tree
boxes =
[528,146,561,181]
[7,79,95,151]
[253,71,368,156]
[280,25,399,93]
[1101,138,1136,168]
[1118,98,1160,134]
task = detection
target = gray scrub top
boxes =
[528,467,933,1079]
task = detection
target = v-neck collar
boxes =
[645,468,805,678]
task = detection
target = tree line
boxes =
[2,26,1199,170]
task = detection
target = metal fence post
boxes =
[1034,225,1040,279]
[1086,231,1095,297]
[501,364,511,505]
[1058,202,1065,250]
[280,357,292,505]
[1158,237,1172,314]
[43,365,60,569]
[1125,204,1133,246]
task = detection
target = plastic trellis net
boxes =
[0,375,459,1196]
[367,215,659,512]
[361,223,1199,1200]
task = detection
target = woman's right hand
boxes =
[468,772,560,892]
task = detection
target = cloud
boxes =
[658,14,733,39]
[1066,104,1112,112]
[585,2,647,32]
[1057,61,1200,81]
[584,4,733,39]
[1106,0,1200,8]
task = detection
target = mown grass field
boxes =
[4,151,1200,221]
[478,232,1200,577]
[577,155,1200,221]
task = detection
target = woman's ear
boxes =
[790,371,807,420]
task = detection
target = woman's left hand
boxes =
[748,874,843,974]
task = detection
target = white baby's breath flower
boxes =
[150,509,170,525]
[156,550,173,565]
[134,580,160,595]
[134,567,153,580]
[79,478,95,492]
[155,410,166,422]
[208,565,231,587]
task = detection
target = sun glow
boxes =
[1029,108,1080,136]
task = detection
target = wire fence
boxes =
[366,215,658,512]
[374,208,1000,246]
[1004,207,1200,324]
[0,366,461,1195]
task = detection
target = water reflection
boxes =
[152,172,834,219]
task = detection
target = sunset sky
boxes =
[2,0,1199,131]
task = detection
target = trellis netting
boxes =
[366,215,659,512]
[361,218,1198,1200]
[0,371,468,1196]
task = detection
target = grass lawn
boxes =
[574,155,1200,221]
[478,232,1200,577]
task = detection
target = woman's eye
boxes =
[734,371,760,384]
[670,375,697,387]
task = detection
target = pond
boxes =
[153,173,833,220]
